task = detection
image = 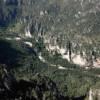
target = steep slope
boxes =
[1,0,99,68]
[1,1,100,99]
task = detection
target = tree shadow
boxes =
[0,39,23,68]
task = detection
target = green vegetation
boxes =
[0,32,100,100]
[0,0,100,100]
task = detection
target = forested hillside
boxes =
[0,0,100,100]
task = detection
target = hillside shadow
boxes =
[0,39,23,68]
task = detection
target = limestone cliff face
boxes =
[88,89,100,100]
[1,0,100,67]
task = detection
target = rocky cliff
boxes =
[0,0,100,68]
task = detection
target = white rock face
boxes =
[58,65,66,70]
[6,37,21,41]
[72,54,86,66]
[46,45,66,54]
[50,64,57,67]
[45,44,100,68]
[38,54,46,63]
[89,89,93,100]
[40,11,44,16]
[62,54,70,61]
[59,48,66,54]
[47,44,87,66]
[25,29,32,38]
[5,37,12,40]
[48,45,59,50]
[24,42,32,47]
[39,56,45,63]
[14,37,21,41]
[93,58,100,68]
[62,53,87,66]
